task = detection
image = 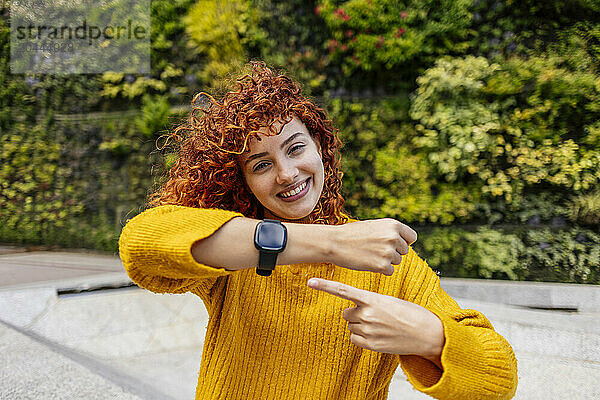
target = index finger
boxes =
[307,278,369,306]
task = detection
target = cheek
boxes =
[314,157,325,178]
[312,159,326,190]
[246,175,271,199]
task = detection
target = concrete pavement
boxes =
[0,320,145,400]
[0,248,128,289]
[0,248,599,399]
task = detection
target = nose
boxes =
[275,161,299,186]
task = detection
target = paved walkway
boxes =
[1,248,599,399]
[0,321,144,400]
[0,246,125,289]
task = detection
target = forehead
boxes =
[244,116,309,152]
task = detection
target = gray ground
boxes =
[0,247,599,399]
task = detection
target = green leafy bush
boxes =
[568,191,600,226]
[101,0,198,103]
[370,142,476,224]
[416,227,524,280]
[135,94,171,138]
[470,0,600,61]
[329,96,475,224]
[184,0,268,86]
[416,226,600,284]
[1,1,597,285]
[317,0,472,74]
[411,55,600,214]
[521,228,600,284]
[249,0,332,96]
[0,123,85,243]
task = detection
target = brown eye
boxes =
[289,144,304,154]
[253,161,269,172]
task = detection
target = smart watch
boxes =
[254,219,287,276]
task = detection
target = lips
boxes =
[277,177,310,198]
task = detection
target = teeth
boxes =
[280,180,307,198]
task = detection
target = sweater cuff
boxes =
[399,311,518,399]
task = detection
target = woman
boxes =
[118,61,518,399]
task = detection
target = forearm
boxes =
[191,217,337,271]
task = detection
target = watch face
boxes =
[257,222,287,251]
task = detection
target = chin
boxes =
[277,210,311,221]
[267,204,316,221]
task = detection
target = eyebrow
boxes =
[244,132,306,167]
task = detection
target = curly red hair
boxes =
[148,61,350,227]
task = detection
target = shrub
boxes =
[415,226,600,284]
[521,228,600,284]
[329,96,475,224]
[411,55,600,215]
[415,227,524,280]
[568,191,600,226]
[184,0,268,86]
[470,0,600,62]
[317,0,472,75]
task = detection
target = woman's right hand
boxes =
[329,218,418,276]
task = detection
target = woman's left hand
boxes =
[307,278,446,369]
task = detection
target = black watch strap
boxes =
[254,219,287,277]
[257,251,278,276]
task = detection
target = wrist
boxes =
[254,219,287,276]
[317,224,341,264]
[420,313,446,369]
[279,222,340,265]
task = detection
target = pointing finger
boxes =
[307,278,370,306]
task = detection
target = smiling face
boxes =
[239,116,325,221]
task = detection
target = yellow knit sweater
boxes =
[118,205,518,400]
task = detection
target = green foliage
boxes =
[568,191,600,225]
[414,228,466,276]
[371,142,476,224]
[416,226,600,284]
[0,123,85,243]
[317,0,472,76]
[521,228,600,284]
[411,55,600,213]
[510,193,570,224]
[463,228,524,280]
[248,0,332,96]
[100,0,197,102]
[100,73,167,100]
[135,94,171,138]
[470,0,600,61]
[0,107,168,251]
[328,95,476,224]
[150,0,198,73]
[184,0,269,86]
[1,0,598,284]
[411,56,502,182]
[546,22,600,75]
[0,1,187,251]
[416,227,524,280]
[0,19,35,130]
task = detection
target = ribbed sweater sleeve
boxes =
[397,250,518,399]
[118,205,244,298]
